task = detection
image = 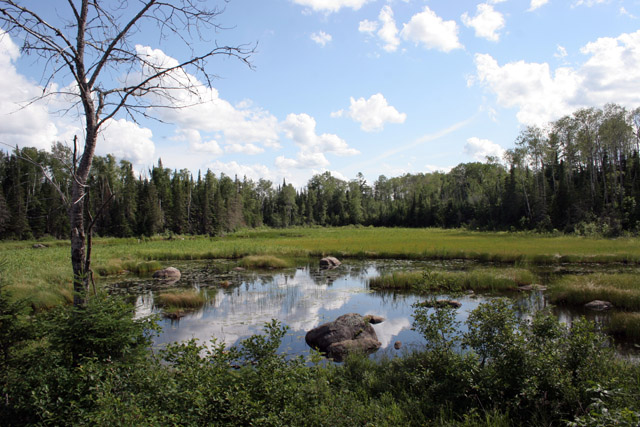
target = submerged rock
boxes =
[394,341,402,350]
[305,313,381,361]
[584,300,613,311]
[319,256,341,269]
[152,267,181,280]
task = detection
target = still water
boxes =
[108,259,637,360]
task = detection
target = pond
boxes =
[108,259,640,360]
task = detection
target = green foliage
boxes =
[0,290,639,426]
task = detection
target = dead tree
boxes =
[0,0,252,306]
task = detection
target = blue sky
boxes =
[1,0,640,186]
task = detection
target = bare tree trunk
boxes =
[70,126,97,306]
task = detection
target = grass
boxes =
[154,288,214,318]
[239,255,290,269]
[368,268,537,293]
[4,226,640,308]
[608,312,640,342]
[548,273,640,311]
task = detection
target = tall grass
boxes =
[4,227,640,308]
[154,289,211,309]
[549,273,640,311]
[608,312,640,342]
[369,268,537,293]
[239,255,290,269]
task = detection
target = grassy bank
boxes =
[368,268,537,293]
[4,227,640,308]
[549,273,640,311]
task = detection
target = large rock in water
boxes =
[319,256,341,269]
[584,300,613,311]
[305,313,382,361]
[152,267,181,280]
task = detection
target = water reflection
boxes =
[107,259,639,360]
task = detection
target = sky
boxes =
[1,0,640,187]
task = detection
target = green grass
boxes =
[368,267,537,293]
[549,273,640,311]
[154,289,211,310]
[239,255,290,269]
[608,312,640,342]
[4,227,640,308]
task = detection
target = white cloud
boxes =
[358,19,378,34]
[173,129,223,156]
[461,3,505,42]
[98,119,155,165]
[225,143,264,155]
[464,137,505,161]
[331,93,406,132]
[400,7,463,52]
[135,45,281,149]
[311,31,332,46]
[207,160,274,182]
[0,32,157,170]
[528,0,550,11]
[292,0,372,13]
[278,113,358,169]
[377,5,400,52]
[0,32,58,151]
[471,29,640,126]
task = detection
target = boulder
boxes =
[152,267,181,280]
[584,300,613,311]
[319,256,341,269]
[394,341,402,350]
[32,243,47,249]
[364,314,386,324]
[305,313,381,361]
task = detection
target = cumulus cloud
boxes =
[292,0,372,13]
[0,32,156,168]
[0,32,59,150]
[331,93,406,132]
[311,31,332,46]
[98,119,155,165]
[471,29,640,126]
[134,44,281,150]
[461,3,505,42]
[377,5,400,52]
[528,0,550,11]
[207,160,274,182]
[278,113,358,169]
[400,6,463,52]
[464,137,505,162]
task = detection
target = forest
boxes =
[1,103,640,240]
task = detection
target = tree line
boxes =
[2,103,640,240]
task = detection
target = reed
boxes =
[549,274,640,311]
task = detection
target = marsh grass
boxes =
[4,227,640,308]
[549,273,640,311]
[369,268,537,293]
[154,289,211,310]
[608,312,640,341]
[239,255,290,269]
